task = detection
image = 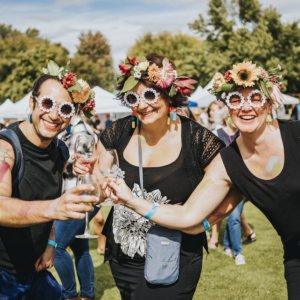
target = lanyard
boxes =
[227,130,240,144]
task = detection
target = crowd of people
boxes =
[0,53,299,300]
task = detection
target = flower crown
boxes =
[209,61,285,107]
[118,56,197,97]
[42,60,95,118]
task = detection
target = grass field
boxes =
[50,202,287,299]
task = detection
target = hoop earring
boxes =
[29,114,32,123]
[266,110,272,123]
[227,116,233,124]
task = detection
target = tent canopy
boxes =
[0,99,14,114]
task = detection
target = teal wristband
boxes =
[203,219,210,231]
[48,239,57,248]
[144,202,160,219]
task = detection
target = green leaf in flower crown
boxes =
[169,84,176,97]
[120,75,139,94]
[221,83,235,92]
[260,80,271,99]
[47,60,60,76]
[117,75,126,83]
[68,81,82,93]
[136,56,147,62]
[42,68,49,74]
[125,57,130,64]
[266,81,274,88]
[216,91,223,101]
[83,110,94,119]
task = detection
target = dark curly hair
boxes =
[116,53,188,108]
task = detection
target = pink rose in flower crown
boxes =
[225,70,233,83]
[72,79,90,104]
[62,73,76,88]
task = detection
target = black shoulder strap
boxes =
[54,137,70,174]
[0,129,24,187]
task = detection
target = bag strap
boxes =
[0,129,24,186]
[138,125,146,199]
[54,137,70,174]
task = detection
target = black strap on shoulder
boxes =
[0,129,24,187]
[54,137,70,174]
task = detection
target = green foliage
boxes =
[0,24,69,103]
[127,32,203,86]
[189,0,300,93]
[71,31,115,92]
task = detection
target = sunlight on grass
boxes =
[51,203,286,299]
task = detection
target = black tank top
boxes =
[220,120,300,260]
[0,122,64,276]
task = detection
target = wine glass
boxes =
[97,149,119,206]
[75,174,100,239]
[74,135,95,165]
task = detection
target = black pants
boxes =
[110,254,202,300]
[285,259,300,300]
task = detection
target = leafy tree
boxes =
[0,24,69,103]
[71,31,115,92]
[127,32,204,86]
[189,0,300,92]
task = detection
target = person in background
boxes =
[105,114,112,128]
[176,106,196,121]
[207,100,223,130]
[55,113,105,300]
[90,114,102,139]
[290,103,300,120]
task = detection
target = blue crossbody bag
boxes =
[137,125,182,285]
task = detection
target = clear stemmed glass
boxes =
[75,174,100,239]
[74,135,96,165]
[97,149,119,206]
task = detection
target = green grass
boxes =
[50,202,287,299]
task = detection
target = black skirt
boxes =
[110,254,202,300]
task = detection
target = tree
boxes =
[71,31,115,92]
[189,0,300,93]
[0,24,69,103]
[127,32,204,86]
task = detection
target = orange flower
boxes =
[72,79,90,104]
[148,64,160,82]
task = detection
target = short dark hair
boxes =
[116,53,188,108]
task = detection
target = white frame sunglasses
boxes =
[225,90,266,110]
[35,96,75,118]
[124,88,160,107]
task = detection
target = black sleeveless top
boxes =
[220,120,300,260]
[101,116,225,268]
[0,122,66,276]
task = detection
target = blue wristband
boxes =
[203,219,210,231]
[48,239,57,248]
[144,202,160,219]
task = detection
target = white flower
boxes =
[134,71,142,79]
[173,70,178,79]
[138,61,149,71]
[278,64,281,70]
[133,66,140,72]
[221,92,226,99]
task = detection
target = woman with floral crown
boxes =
[104,61,300,299]
[73,53,238,299]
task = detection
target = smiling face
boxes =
[29,79,72,142]
[130,82,170,125]
[228,88,272,134]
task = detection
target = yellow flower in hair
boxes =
[72,79,90,103]
[230,61,261,87]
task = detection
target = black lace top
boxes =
[100,115,225,267]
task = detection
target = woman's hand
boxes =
[72,154,97,176]
[103,179,135,205]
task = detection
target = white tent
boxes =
[0,99,14,113]
[93,86,130,114]
[189,86,209,101]
[0,93,30,119]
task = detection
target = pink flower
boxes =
[82,99,95,111]
[277,83,284,89]
[156,60,175,89]
[119,64,132,77]
[62,72,76,88]
[270,85,285,108]
[225,70,233,82]
[270,75,276,83]
[127,57,140,66]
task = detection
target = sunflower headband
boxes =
[42,60,95,118]
[209,61,285,108]
[118,56,197,97]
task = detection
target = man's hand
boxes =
[46,184,99,221]
[103,179,136,205]
[72,154,97,176]
[35,244,55,272]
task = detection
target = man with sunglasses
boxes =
[0,69,98,299]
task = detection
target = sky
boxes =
[1,0,300,69]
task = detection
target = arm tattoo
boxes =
[0,141,14,164]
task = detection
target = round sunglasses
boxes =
[35,96,75,118]
[124,88,160,107]
[225,90,266,110]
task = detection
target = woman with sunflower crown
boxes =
[105,61,300,299]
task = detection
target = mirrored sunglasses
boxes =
[35,96,75,118]
[124,88,160,107]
